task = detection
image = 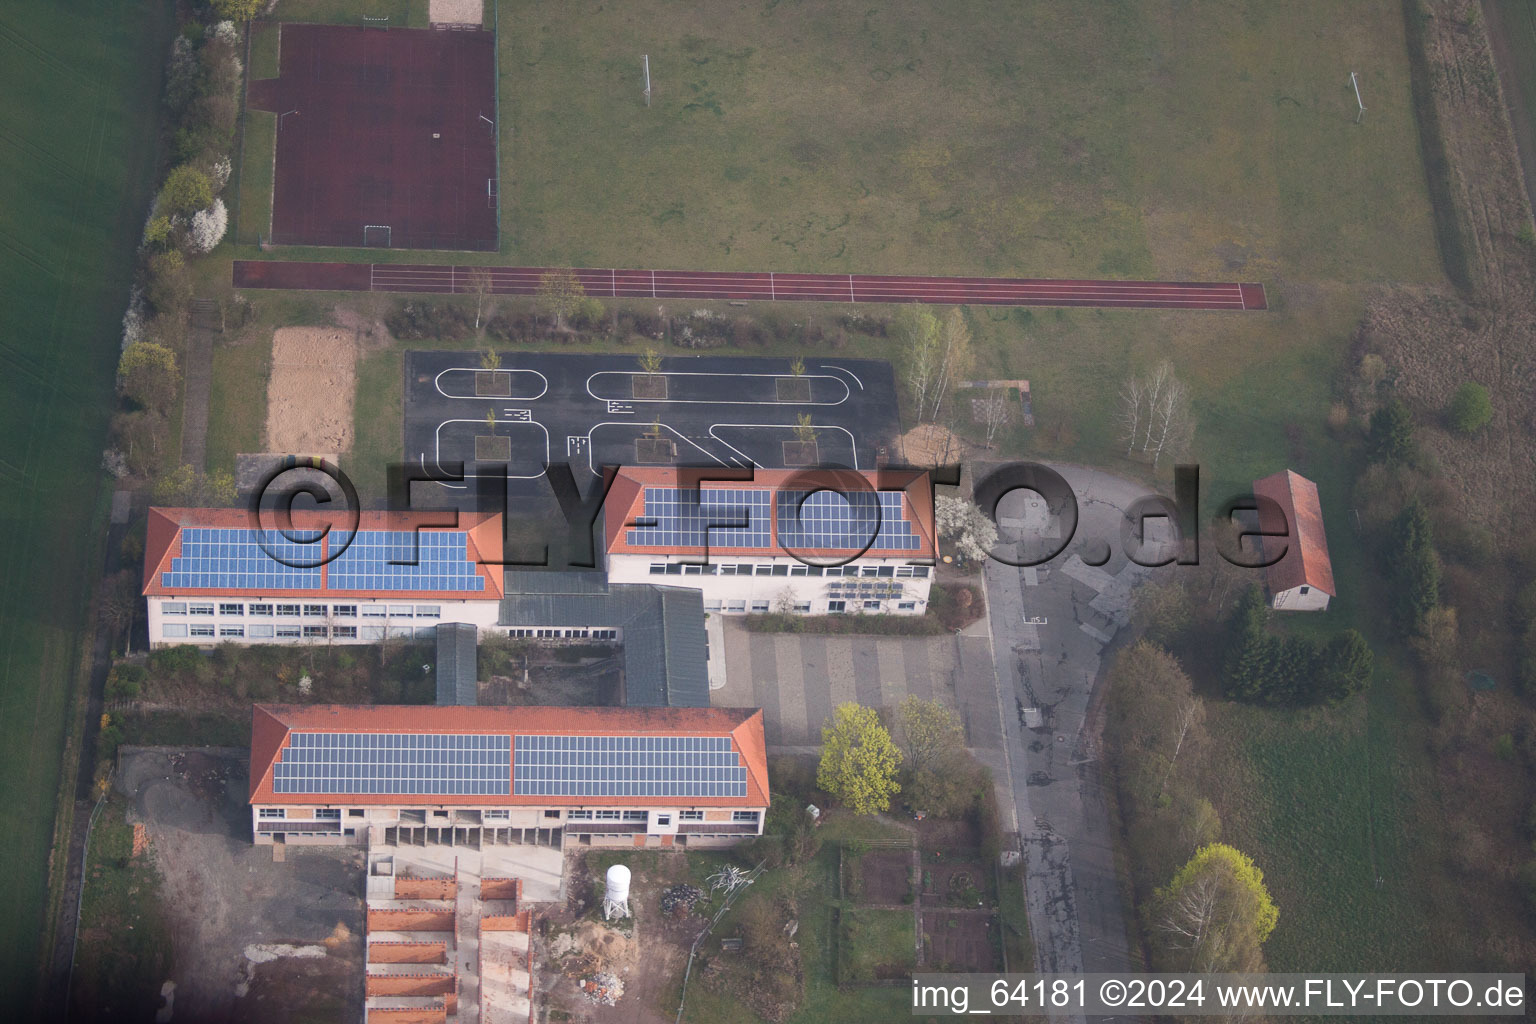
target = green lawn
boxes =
[205,335,271,475]
[249,20,279,80]
[839,907,916,983]
[234,110,274,246]
[0,0,171,1005]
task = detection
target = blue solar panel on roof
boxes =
[163,526,484,592]
[273,732,511,795]
[624,487,917,552]
[512,734,748,798]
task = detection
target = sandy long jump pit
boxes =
[246,23,498,250]
[266,328,356,456]
[430,0,484,25]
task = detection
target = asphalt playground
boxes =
[402,351,902,503]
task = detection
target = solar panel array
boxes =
[162,528,325,590]
[273,732,511,795]
[625,488,773,548]
[624,486,918,552]
[776,489,920,551]
[513,734,749,798]
[328,530,485,592]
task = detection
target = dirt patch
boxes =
[429,0,483,26]
[116,747,365,1023]
[922,910,999,972]
[897,422,979,465]
[859,850,912,906]
[266,327,357,455]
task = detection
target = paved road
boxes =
[981,463,1177,1015]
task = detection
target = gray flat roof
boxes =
[499,571,709,707]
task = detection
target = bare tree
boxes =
[1119,361,1194,467]
[1156,696,1204,799]
[979,391,1010,448]
[895,306,940,423]
[928,308,972,421]
[466,267,495,332]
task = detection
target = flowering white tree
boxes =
[188,199,228,254]
[120,286,147,349]
[208,156,232,193]
[935,495,998,564]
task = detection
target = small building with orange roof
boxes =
[601,466,936,616]
[141,507,505,647]
[249,704,769,850]
[1252,470,1336,612]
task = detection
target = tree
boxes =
[1119,361,1193,467]
[157,164,213,218]
[485,407,497,431]
[1314,630,1373,704]
[117,342,180,413]
[537,268,584,330]
[1152,843,1277,973]
[894,696,966,777]
[480,346,501,371]
[1223,585,1274,702]
[1368,398,1417,465]
[466,267,494,331]
[145,250,191,319]
[789,356,806,377]
[211,0,263,19]
[101,571,141,653]
[1106,641,1206,805]
[1447,381,1492,435]
[792,413,817,445]
[187,199,228,253]
[1131,579,1193,647]
[817,702,902,815]
[979,391,1009,448]
[1388,501,1439,631]
[928,308,972,421]
[895,306,940,422]
[638,347,663,376]
[934,494,997,565]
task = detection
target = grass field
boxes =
[0,0,171,1005]
[204,336,271,476]
[268,0,428,28]
[233,110,274,246]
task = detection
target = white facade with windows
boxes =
[605,552,931,615]
[142,507,505,648]
[601,467,937,616]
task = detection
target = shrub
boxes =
[149,644,205,676]
[157,164,213,218]
[1446,382,1492,434]
[1492,734,1516,760]
[144,250,191,319]
[1367,398,1417,465]
[187,199,228,254]
[117,342,180,414]
[386,300,474,340]
[105,663,147,701]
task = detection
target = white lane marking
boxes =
[849,274,855,302]
[432,418,550,480]
[817,364,864,390]
[708,422,861,471]
[584,422,727,476]
[583,370,850,406]
[432,366,549,401]
[770,272,775,301]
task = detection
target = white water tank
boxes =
[605,864,631,904]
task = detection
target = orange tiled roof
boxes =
[1252,470,1335,597]
[602,466,935,559]
[142,508,505,600]
[248,704,769,808]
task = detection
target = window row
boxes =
[703,599,920,614]
[164,624,361,640]
[162,602,443,619]
[649,561,929,579]
[505,627,619,640]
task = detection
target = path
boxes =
[980,464,1172,1021]
[179,298,218,471]
[234,260,1268,311]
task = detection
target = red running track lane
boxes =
[233,261,1267,311]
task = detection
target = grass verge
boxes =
[205,335,271,475]
[235,110,274,246]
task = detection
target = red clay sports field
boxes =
[232,260,1267,310]
[246,24,498,251]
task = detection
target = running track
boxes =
[232,260,1267,311]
